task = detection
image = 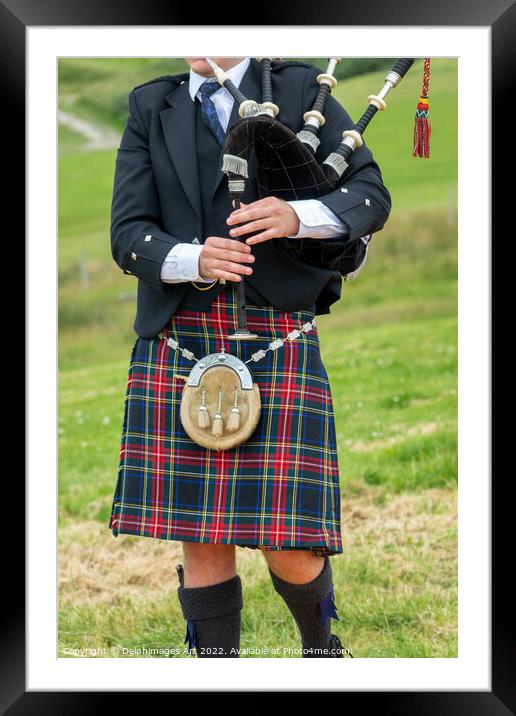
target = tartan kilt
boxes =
[109,284,342,557]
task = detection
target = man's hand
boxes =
[226,197,300,245]
[198,236,255,283]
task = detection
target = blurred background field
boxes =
[58,58,457,658]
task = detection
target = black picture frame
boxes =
[8,0,514,709]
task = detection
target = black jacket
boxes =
[110,59,391,338]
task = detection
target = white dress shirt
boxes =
[161,58,347,284]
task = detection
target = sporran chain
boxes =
[158,318,317,380]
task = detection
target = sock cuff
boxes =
[268,556,333,605]
[177,574,243,621]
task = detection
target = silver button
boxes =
[340,187,348,193]
[365,198,371,206]
[192,237,200,244]
[144,235,152,242]
[131,252,137,260]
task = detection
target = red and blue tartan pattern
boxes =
[109,286,342,556]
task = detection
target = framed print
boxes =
[5,0,513,707]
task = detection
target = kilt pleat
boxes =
[109,285,342,557]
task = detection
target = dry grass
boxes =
[348,421,441,453]
[59,520,265,608]
[341,485,457,579]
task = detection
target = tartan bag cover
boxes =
[109,286,342,557]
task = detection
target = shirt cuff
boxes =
[160,243,213,283]
[286,199,348,239]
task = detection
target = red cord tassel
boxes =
[413,58,431,158]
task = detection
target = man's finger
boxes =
[246,229,277,245]
[227,208,265,225]
[232,199,249,209]
[206,236,252,252]
[215,248,255,263]
[227,199,270,225]
[229,219,269,238]
[212,259,254,276]
[213,268,244,282]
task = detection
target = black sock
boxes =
[176,564,243,658]
[268,556,342,657]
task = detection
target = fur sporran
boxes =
[179,350,261,451]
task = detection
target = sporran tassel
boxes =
[226,386,241,432]
[198,385,210,429]
[412,58,431,158]
[211,386,224,437]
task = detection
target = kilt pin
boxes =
[109,284,343,557]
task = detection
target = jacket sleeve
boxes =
[304,70,392,242]
[110,89,183,293]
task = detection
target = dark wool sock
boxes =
[176,564,243,658]
[269,556,342,658]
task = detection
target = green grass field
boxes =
[58,58,457,658]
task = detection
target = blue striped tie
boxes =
[198,80,225,147]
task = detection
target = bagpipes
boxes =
[204,56,431,338]
[158,57,433,451]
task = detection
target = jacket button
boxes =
[144,235,152,242]
[365,198,371,206]
[131,252,137,260]
[340,187,348,193]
